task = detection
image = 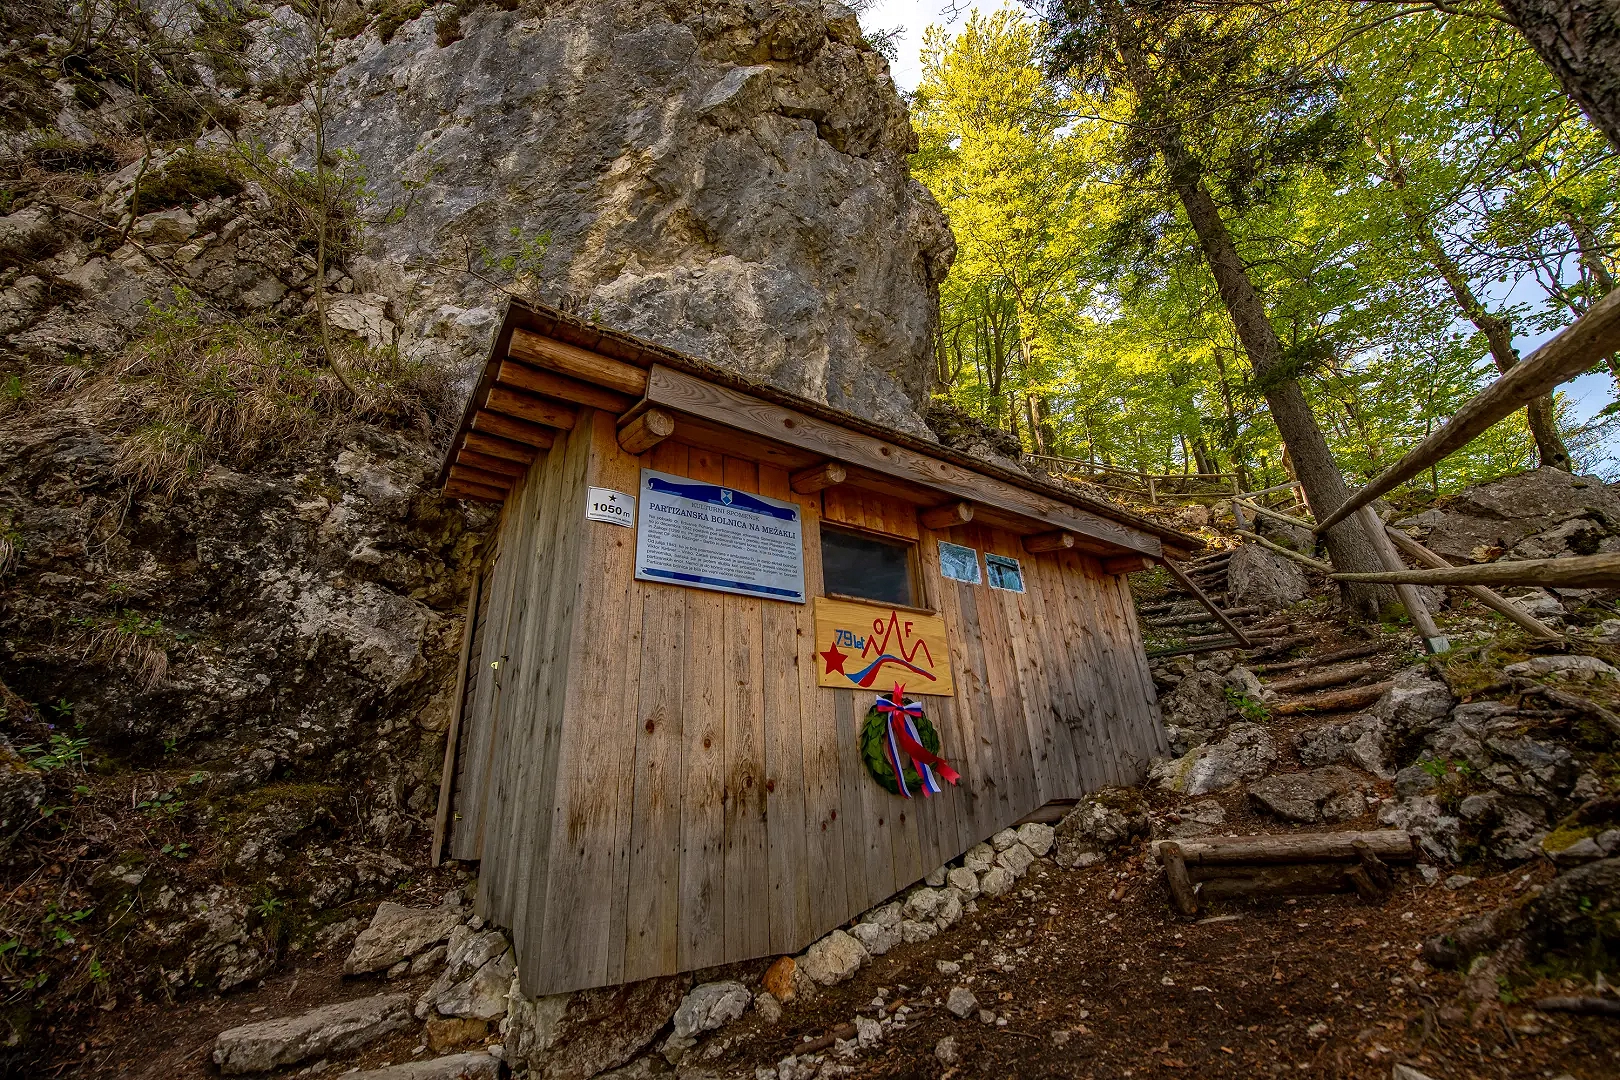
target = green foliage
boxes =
[131,151,245,214]
[1223,686,1269,723]
[912,4,1620,489]
[19,732,91,773]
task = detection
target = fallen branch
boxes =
[1234,497,1315,531]
[1234,529,1333,573]
[1520,685,1620,738]
[1263,661,1380,697]
[1317,288,1620,532]
[1272,679,1394,715]
[1331,553,1620,589]
[1382,527,1561,640]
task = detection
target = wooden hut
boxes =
[433,300,1198,997]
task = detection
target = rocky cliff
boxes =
[0,0,951,1066]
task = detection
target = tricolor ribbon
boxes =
[874,682,961,798]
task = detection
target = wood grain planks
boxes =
[623,440,688,982]
[643,365,1161,556]
[679,448,728,972]
[721,456,771,964]
[757,463,812,954]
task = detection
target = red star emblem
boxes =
[819,642,849,675]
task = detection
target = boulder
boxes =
[1408,468,1620,562]
[850,920,898,956]
[0,736,44,846]
[1294,715,1392,778]
[345,900,462,975]
[945,866,980,897]
[935,890,963,927]
[1226,543,1309,613]
[669,980,751,1039]
[1247,767,1372,824]
[962,842,996,873]
[1150,723,1278,796]
[504,973,690,1080]
[900,918,937,943]
[1377,795,1461,862]
[1502,654,1619,679]
[990,828,1021,852]
[342,1053,501,1080]
[1158,670,1238,752]
[978,866,1015,897]
[903,888,943,922]
[995,842,1034,877]
[1053,788,1151,868]
[416,928,513,1020]
[798,929,868,985]
[1367,666,1453,753]
[0,207,65,264]
[212,993,413,1074]
[761,956,797,1003]
[1015,821,1055,857]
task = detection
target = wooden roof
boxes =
[439,299,1202,560]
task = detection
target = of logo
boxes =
[720,489,734,506]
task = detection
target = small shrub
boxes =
[375,0,429,43]
[131,151,244,214]
[28,133,117,174]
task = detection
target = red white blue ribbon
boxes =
[874,682,960,798]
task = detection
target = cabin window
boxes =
[986,552,1025,593]
[821,526,918,607]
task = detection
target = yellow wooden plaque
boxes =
[812,596,955,696]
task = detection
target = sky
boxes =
[858,1,1620,475]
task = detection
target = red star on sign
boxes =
[819,642,848,675]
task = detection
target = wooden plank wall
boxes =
[451,425,1167,997]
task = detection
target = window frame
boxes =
[817,522,930,612]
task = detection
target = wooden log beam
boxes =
[444,478,508,503]
[1262,661,1380,697]
[1272,679,1394,716]
[1331,552,1620,590]
[471,410,556,449]
[497,359,637,412]
[508,327,650,396]
[1235,529,1334,573]
[789,461,847,494]
[1317,288,1620,533]
[1382,526,1562,640]
[1160,842,1198,917]
[1254,642,1384,674]
[449,464,514,491]
[642,364,1162,557]
[1359,505,1448,655]
[1024,530,1078,554]
[1102,555,1155,575]
[617,407,676,455]
[1153,830,1415,866]
[1235,497,1314,531]
[486,385,578,431]
[465,430,542,463]
[919,501,975,530]
[457,448,528,478]
[1159,559,1253,648]
[1146,605,1260,628]
[1193,863,1353,900]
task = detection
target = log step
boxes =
[1261,661,1381,696]
[1271,679,1394,716]
[1253,642,1385,675]
[1145,605,1259,628]
[1152,830,1416,865]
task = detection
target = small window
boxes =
[821,526,918,607]
[938,541,981,585]
[986,552,1025,593]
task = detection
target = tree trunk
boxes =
[1497,0,1620,152]
[1099,2,1391,617]
[1383,161,1571,470]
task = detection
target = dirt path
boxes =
[701,854,1616,1080]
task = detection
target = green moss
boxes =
[1541,823,1603,854]
[374,0,430,43]
[131,151,244,213]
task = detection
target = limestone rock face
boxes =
[1226,544,1308,614]
[212,993,413,1074]
[504,973,691,1080]
[1150,723,1278,796]
[346,900,464,975]
[260,0,954,436]
[1396,468,1620,562]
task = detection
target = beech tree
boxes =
[1039,0,1397,615]
[1496,0,1620,151]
